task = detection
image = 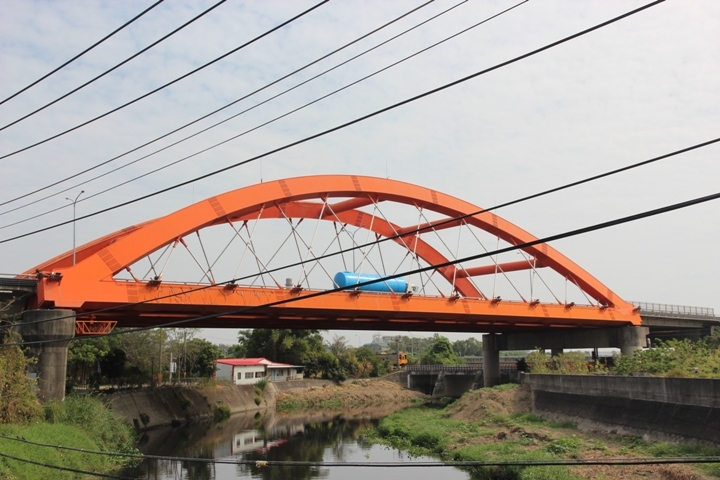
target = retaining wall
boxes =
[521,374,720,443]
[108,379,340,430]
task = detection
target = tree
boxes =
[115,329,168,376]
[67,337,111,385]
[100,347,127,381]
[227,343,246,358]
[355,346,387,377]
[452,337,483,357]
[420,336,465,365]
[327,334,349,356]
[238,329,325,370]
[184,339,223,377]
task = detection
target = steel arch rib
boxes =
[28,175,637,322]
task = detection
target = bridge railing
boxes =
[632,301,716,318]
[407,364,480,373]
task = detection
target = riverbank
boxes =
[367,384,720,479]
[107,378,419,430]
[276,379,426,411]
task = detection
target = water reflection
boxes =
[123,410,468,480]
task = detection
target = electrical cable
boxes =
[0,0,331,161]
[0,0,443,212]
[0,0,666,243]
[5,133,719,331]
[0,451,133,479]
[2,432,720,467]
[0,0,522,228]
[0,0,164,107]
[3,186,718,347]
[0,0,227,132]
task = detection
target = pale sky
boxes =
[1,0,719,347]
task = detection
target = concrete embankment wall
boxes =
[521,374,720,443]
[108,380,336,430]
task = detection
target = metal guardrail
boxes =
[407,363,518,374]
[407,364,480,373]
[631,301,716,318]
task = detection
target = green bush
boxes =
[212,404,231,422]
[44,395,136,453]
[255,377,268,391]
[613,337,720,378]
[0,344,41,423]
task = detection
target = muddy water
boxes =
[120,408,470,479]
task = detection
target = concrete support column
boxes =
[19,309,75,402]
[618,326,649,356]
[482,333,500,388]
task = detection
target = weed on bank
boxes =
[365,384,720,480]
[0,395,138,480]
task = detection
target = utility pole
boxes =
[65,190,84,265]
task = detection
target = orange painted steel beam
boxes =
[75,320,117,335]
[26,175,641,331]
[457,259,546,278]
[395,217,464,236]
[47,281,635,334]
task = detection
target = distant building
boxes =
[216,358,303,385]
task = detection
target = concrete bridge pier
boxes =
[19,309,75,402]
[482,333,500,387]
[618,326,648,356]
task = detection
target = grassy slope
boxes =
[0,423,132,480]
[367,384,720,480]
[0,395,138,480]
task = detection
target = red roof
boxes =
[216,357,295,368]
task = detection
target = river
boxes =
[120,409,470,480]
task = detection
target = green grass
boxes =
[0,421,135,479]
[0,394,138,480]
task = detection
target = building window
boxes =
[255,371,265,378]
[236,372,241,380]
[245,372,254,379]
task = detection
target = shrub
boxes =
[0,344,41,423]
[44,395,136,453]
[255,378,268,391]
[212,404,231,422]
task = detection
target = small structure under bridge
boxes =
[402,363,519,398]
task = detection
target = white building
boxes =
[216,358,303,385]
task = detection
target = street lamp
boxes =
[65,190,84,265]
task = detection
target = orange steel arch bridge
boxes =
[25,175,642,336]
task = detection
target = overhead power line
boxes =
[1,434,720,468]
[0,0,666,243]
[0,0,227,132]
[4,186,719,347]
[0,0,164,107]
[0,0,331,161]
[0,0,442,211]
[0,0,520,227]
